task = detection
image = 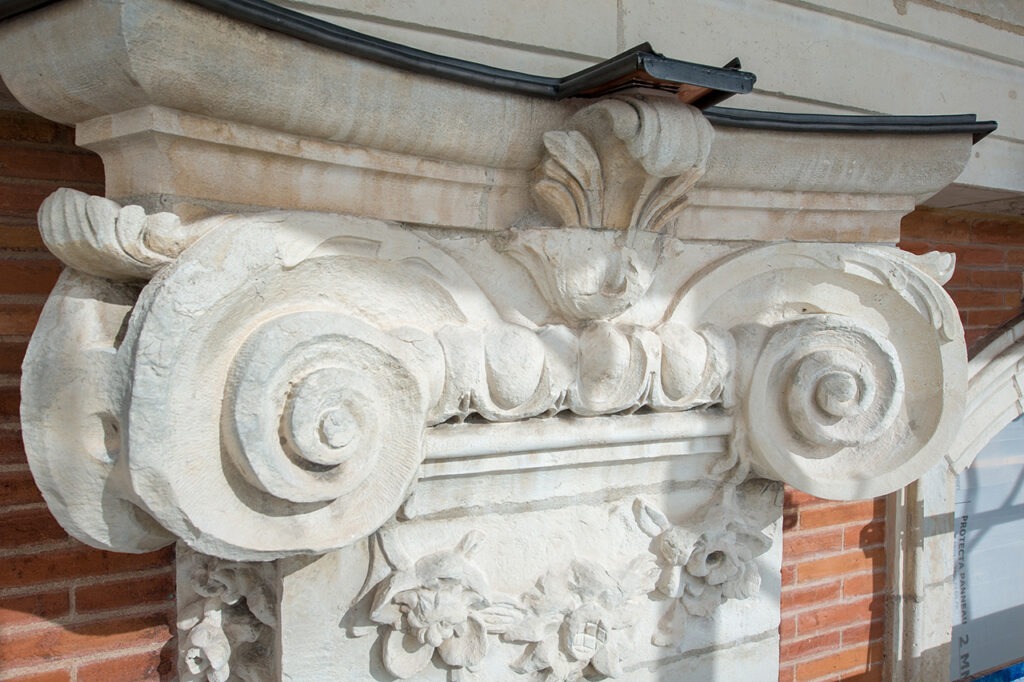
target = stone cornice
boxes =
[0,0,979,238]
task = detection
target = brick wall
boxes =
[778,491,886,681]
[901,207,1024,353]
[778,206,1024,682]
[0,108,175,681]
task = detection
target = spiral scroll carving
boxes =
[224,312,424,506]
[753,315,904,455]
[669,242,966,500]
[118,213,461,560]
[748,314,906,475]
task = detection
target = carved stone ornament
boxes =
[12,80,972,680]
[177,545,278,682]
[22,156,964,560]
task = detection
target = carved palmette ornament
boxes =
[532,97,712,231]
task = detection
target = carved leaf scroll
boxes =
[532,97,712,232]
[669,242,967,500]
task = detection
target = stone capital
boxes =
[2,1,983,679]
[22,178,966,560]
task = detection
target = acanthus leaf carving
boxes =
[531,97,712,232]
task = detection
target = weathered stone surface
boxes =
[3,4,977,679]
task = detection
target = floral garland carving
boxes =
[368,480,781,679]
[634,479,781,645]
[178,547,278,682]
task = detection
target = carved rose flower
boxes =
[371,532,492,679]
[395,582,488,662]
[182,618,231,682]
[681,527,762,617]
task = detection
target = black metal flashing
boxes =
[0,0,754,107]
[183,0,756,106]
[0,0,997,139]
[704,107,998,143]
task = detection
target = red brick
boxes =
[780,615,796,640]
[897,239,938,254]
[0,428,27,465]
[0,148,104,184]
[0,546,174,589]
[781,581,841,612]
[0,507,68,550]
[0,111,70,146]
[784,487,822,508]
[842,571,885,599]
[0,468,46,507]
[796,547,886,583]
[782,564,797,587]
[841,618,885,647]
[77,646,175,682]
[0,181,65,215]
[781,630,841,663]
[795,641,883,680]
[0,589,70,628]
[969,270,1023,290]
[75,571,175,614]
[954,245,1007,267]
[0,338,29,374]
[778,664,796,682]
[0,383,22,421]
[0,258,61,295]
[797,499,882,530]
[844,520,885,550]
[969,308,1024,329]
[951,289,1016,310]
[1006,248,1024,266]
[0,612,173,669]
[944,266,972,290]
[900,209,971,243]
[972,219,1024,244]
[797,596,883,633]
[841,666,884,682]
[1,670,72,682]
[785,529,844,558]
[0,302,45,335]
[0,225,47,251]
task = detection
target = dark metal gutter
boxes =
[0,0,997,138]
[181,0,756,106]
[704,107,997,143]
[0,0,754,107]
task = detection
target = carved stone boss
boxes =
[21,97,966,680]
